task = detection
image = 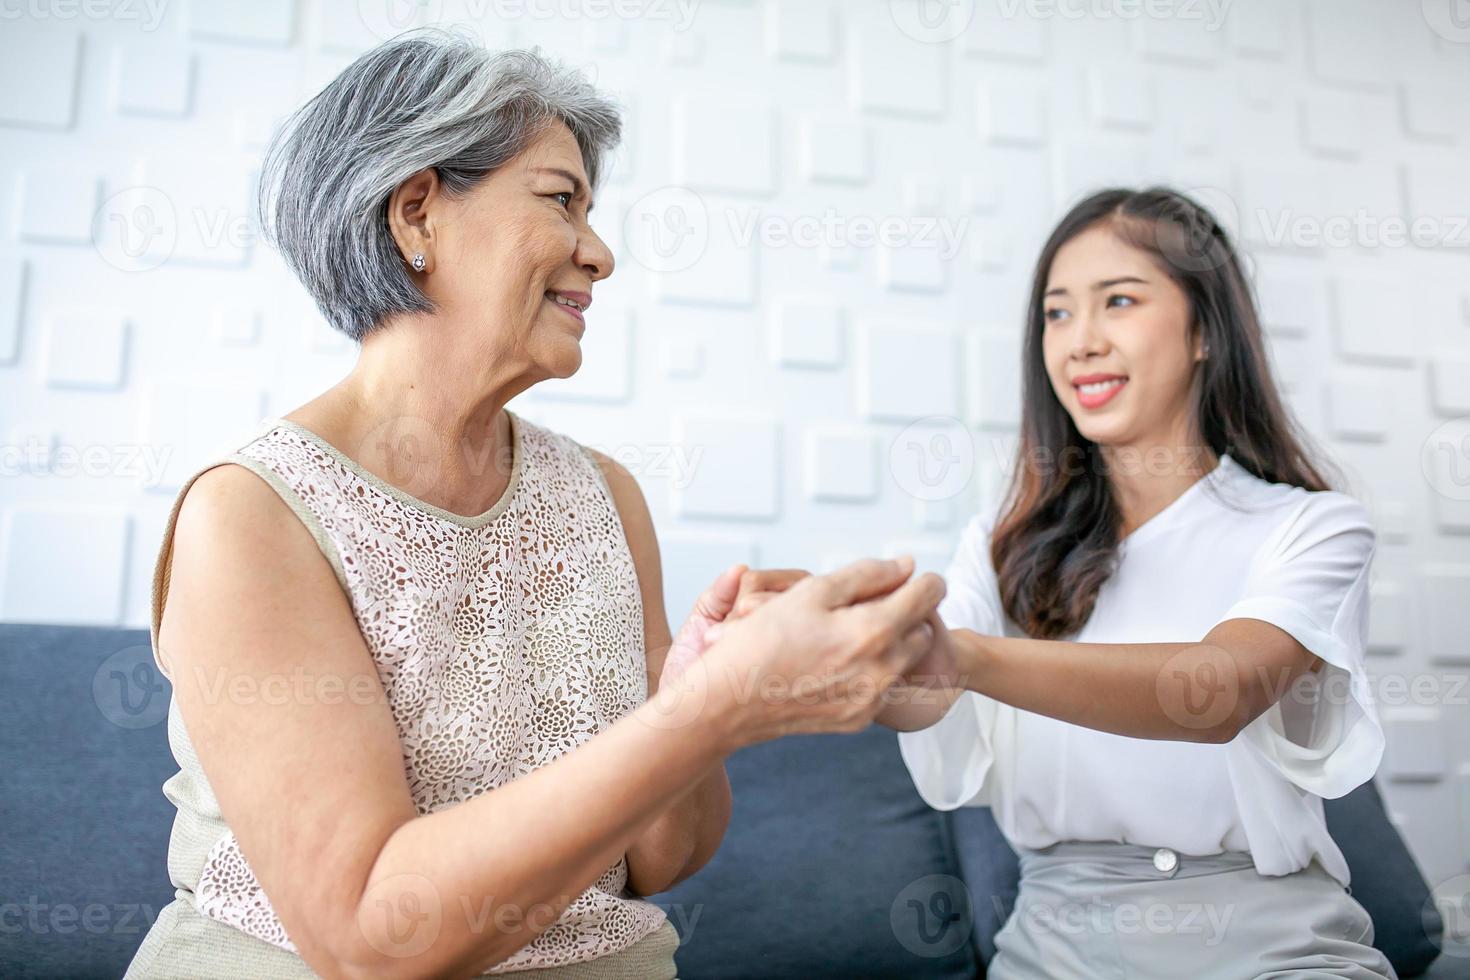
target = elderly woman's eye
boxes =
[551,191,573,208]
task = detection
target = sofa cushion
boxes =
[0,624,177,979]
[657,725,980,978]
[1326,779,1444,977]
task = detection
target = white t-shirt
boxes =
[897,451,1384,886]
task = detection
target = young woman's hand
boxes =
[663,565,810,685]
[679,557,947,747]
[872,613,973,732]
[901,612,965,691]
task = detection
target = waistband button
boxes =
[1152,847,1179,876]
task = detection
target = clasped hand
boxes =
[661,557,963,742]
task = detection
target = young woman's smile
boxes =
[1072,372,1129,409]
[1041,225,1201,450]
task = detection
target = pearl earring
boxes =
[411,252,426,272]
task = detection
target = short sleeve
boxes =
[935,508,1006,637]
[897,507,1007,811]
[1215,491,1384,799]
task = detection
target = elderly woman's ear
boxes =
[387,168,440,277]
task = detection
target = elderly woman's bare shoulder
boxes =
[159,461,352,670]
[173,462,323,558]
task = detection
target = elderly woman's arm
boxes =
[589,451,732,895]
[162,463,945,980]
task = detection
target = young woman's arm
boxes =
[948,618,1321,743]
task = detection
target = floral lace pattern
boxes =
[191,413,667,971]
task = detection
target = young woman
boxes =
[881,188,1396,978]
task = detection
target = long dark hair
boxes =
[991,187,1342,640]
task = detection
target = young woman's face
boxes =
[1040,223,1205,452]
[423,121,614,381]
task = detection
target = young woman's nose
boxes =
[1068,310,1110,360]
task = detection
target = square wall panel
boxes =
[804,427,878,503]
[672,95,776,197]
[1,506,130,624]
[0,29,80,129]
[858,323,959,422]
[41,311,129,390]
[671,414,780,521]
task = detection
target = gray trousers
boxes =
[988,841,1398,980]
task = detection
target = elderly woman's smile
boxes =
[388,119,613,382]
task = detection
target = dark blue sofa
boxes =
[1,623,1452,978]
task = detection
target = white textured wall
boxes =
[1,0,1468,902]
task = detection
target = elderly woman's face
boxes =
[419,121,613,379]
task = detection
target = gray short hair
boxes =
[257,29,622,341]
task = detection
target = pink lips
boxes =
[1073,375,1128,410]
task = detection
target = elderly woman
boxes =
[124,31,945,980]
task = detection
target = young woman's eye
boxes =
[1044,307,1069,323]
[1106,294,1136,308]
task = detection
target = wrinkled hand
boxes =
[662,565,810,686]
[693,556,948,744]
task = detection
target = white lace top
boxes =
[146,409,670,972]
